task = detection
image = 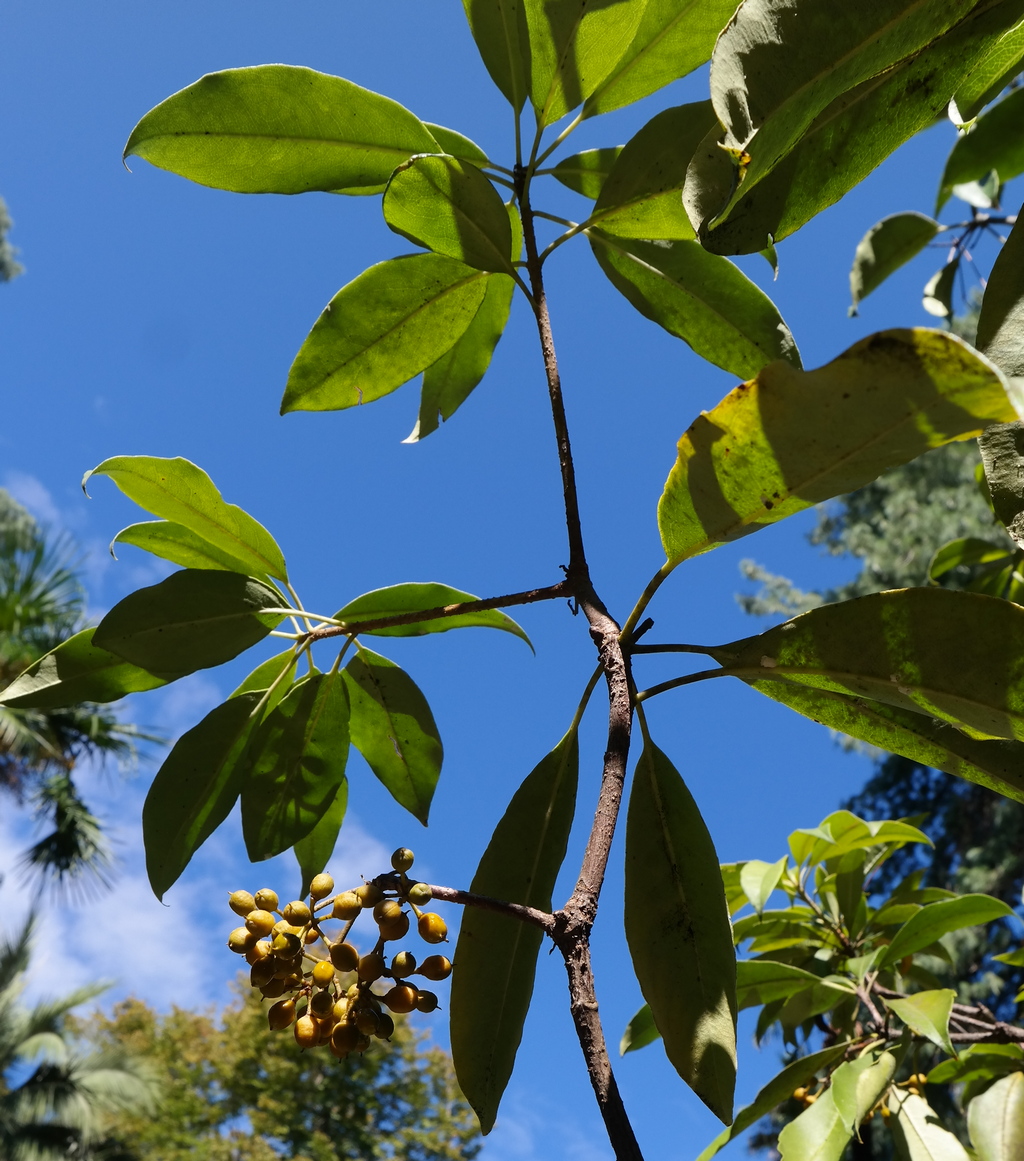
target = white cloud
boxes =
[3,470,62,528]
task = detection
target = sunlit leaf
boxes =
[938,89,1024,210]
[549,148,622,199]
[85,455,288,582]
[590,231,800,380]
[849,213,941,315]
[888,1090,971,1161]
[294,780,348,898]
[343,648,442,824]
[658,330,1015,567]
[929,1043,1024,1086]
[969,1071,1024,1161]
[954,20,1024,120]
[112,520,264,575]
[883,990,957,1056]
[124,65,440,195]
[923,261,958,318]
[230,650,298,699]
[424,122,490,167]
[625,741,736,1123]
[281,254,489,413]
[620,1003,660,1055]
[786,811,930,867]
[978,208,1024,378]
[736,960,851,1011]
[929,536,1013,580]
[739,856,788,914]
[335,582,531,645]
[461,0,530,112]
[451,732,578,1134]
[880,894,1012,967]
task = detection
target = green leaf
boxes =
[384,155,514,274]
[929,1043,1024,1086]
[294,780,348,899]
[625,741,736,1123]
[849,213,941,315]
[0,627,176,710]
[143,692,263,899]
[450,731,579,1134]
[658,329,1015,567]
[240,671,351,861]
[994,947,1024,966]
[334,582,531,646]
[281,254,490,414]
[743,677,1024,805]
[343,648,442,825]
[94,570,283,676]
[524,0,647,126]
[588,101,715,241]
[590,231,800,381]
[883,990,957,1056]
[85,455,288,583]
[980,423,1024,552]
[582,0,742,118]
[695,1044,850,1161]
[712,587,1024,746]
[423,123,490,167]
[881,894,1013,967]
[888,1090,971,1161]
[786,811,930,867]
[939,89,1024,210]
[778,1051,896,1161]
[969,1071,1024,1161]
[929,537,1014,581]
[954,21,1024,120]
[111,520,268,576]
[620,1003,660,1055]
[720,863,750,914]
[549,148,622,199]
[461,0,530,112]
[230,650,298,699]
[124,65,440,195]
[923,261,959,319]
[739,856,788,914]
[736,960,851,1011]
[978,209,1024,379]
[686,1,1024,254]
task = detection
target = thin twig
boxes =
[427,885,555,934]
[630,642,718,655]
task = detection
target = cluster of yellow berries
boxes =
[226,847,452,1057]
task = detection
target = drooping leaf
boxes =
[888,1090,971,1161]
[929,536,1013,580]
[93,570,283,676]
[582,0,743,118]
[588,101,715,240]
[111,520,266,575]
[977,207,1024,378]
[880,894,1013,967]
[343,648,442,824]
[695,1044,850,1161]
[739,856,788,914]
[334,582,531,646]
[923,261,959,319]
[524,0,647,126]
[658,329,1015,567]
[883,990,957,1056]
[849,213,941,315]
[590,231,800,380]
[294,780,348,898]
[450,732,579,1134]
[124,65,440,195]
[0,627,176,709]
[954,20,1024,120]
[620,1003,660,1055]
[143,692,263,899]
[549,148,622,199]
[735,960,851,1011]
[240,671,351,861]
[744,676,1024,805]
[85,455,288,582]
[778,1051,896,1161]
[968,1070,1024,1160]
[281,254,489,414]
[625,741,736,1123]
[939,89,1024,210]
[424,122,490,167]
[686,0,1024,254]
[461,0,531,112]
[384,155,514,274]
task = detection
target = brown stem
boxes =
[426,885,555,934]
[304,581,569,643]
[873,983,1024,1044]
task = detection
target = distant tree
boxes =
[0,198,23,283]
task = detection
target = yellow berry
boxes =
[245,941,273,966]
[418,955,452,981]
[382,985,418,1014]
[391,848,415,872]
[309,873,335,900]
[245,909,277,937]
[304,928,321,945]
[379,914,411,943]
[310,989,335,1018]
[283,900,311,925]
[407,882,432,906]
[415,989,439,1013]
[228,927,257,954]
[312,960,335,987]
[355,883,384,908]
[332,997,350,1021]
[358,953,386,983]
[373,899,404,925]
[330,1022,360,1056]
[331,892,362,920]
[229,890,256,916]
[417,913,448,944]
[355,1008,380,1036]
[267,999,296,1030]
[375,1012,395,1039]
[294,1014,319,1048]
[254,889,279,911]
[330,942,360,972]
[391,951,417,978]
[250,959,277,988]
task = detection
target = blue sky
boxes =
[3,4,1013,1158]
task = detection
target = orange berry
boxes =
[312,959,335,987]
[379,913,410,942]
[358,953,386,983]
[267,999,296,1030]
[245,941,273,966]
[330,941,360,972]
[375,1012,395,1039]
[415,989,439,1013]
[382,985,418,1014]
[418,955,452,981]
[294,1015,319,1048]
[391,951,417,978]
[355,1009,380,1036]
[417,913,448,944]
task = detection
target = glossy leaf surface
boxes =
[451,732,578,1134]
[424,122,489,166]
[86,456,288,582]
[883,989,956,1055]
[384,155,514,274]
[124,65,439,195]
[738,856,787,914]
[230,649,298,699]
[954,20,1024,119]
[0,627,175,709]
[343,648,442,824]
[938,88,1024,210]
[550,148,621,199]
[968,1071,1024,1161]
[112,520,265,575]
[625,742,736,1123]
[241,672,351,861]
[461,0,530,112]
[849,213,940,314]
[94,570,283,675]
[282,254,489,413]
[735,961,851,1011]
[143,692,262,899]
[881,894,1012,967]
[659,330,1015,566]
[620,1003,660,1055]
[590,232,800,380]
[978,208,1024,378]
[335,582,530,645]
[888,1090,971,1161]
[294,780,348,898]
[589,102,715,240]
